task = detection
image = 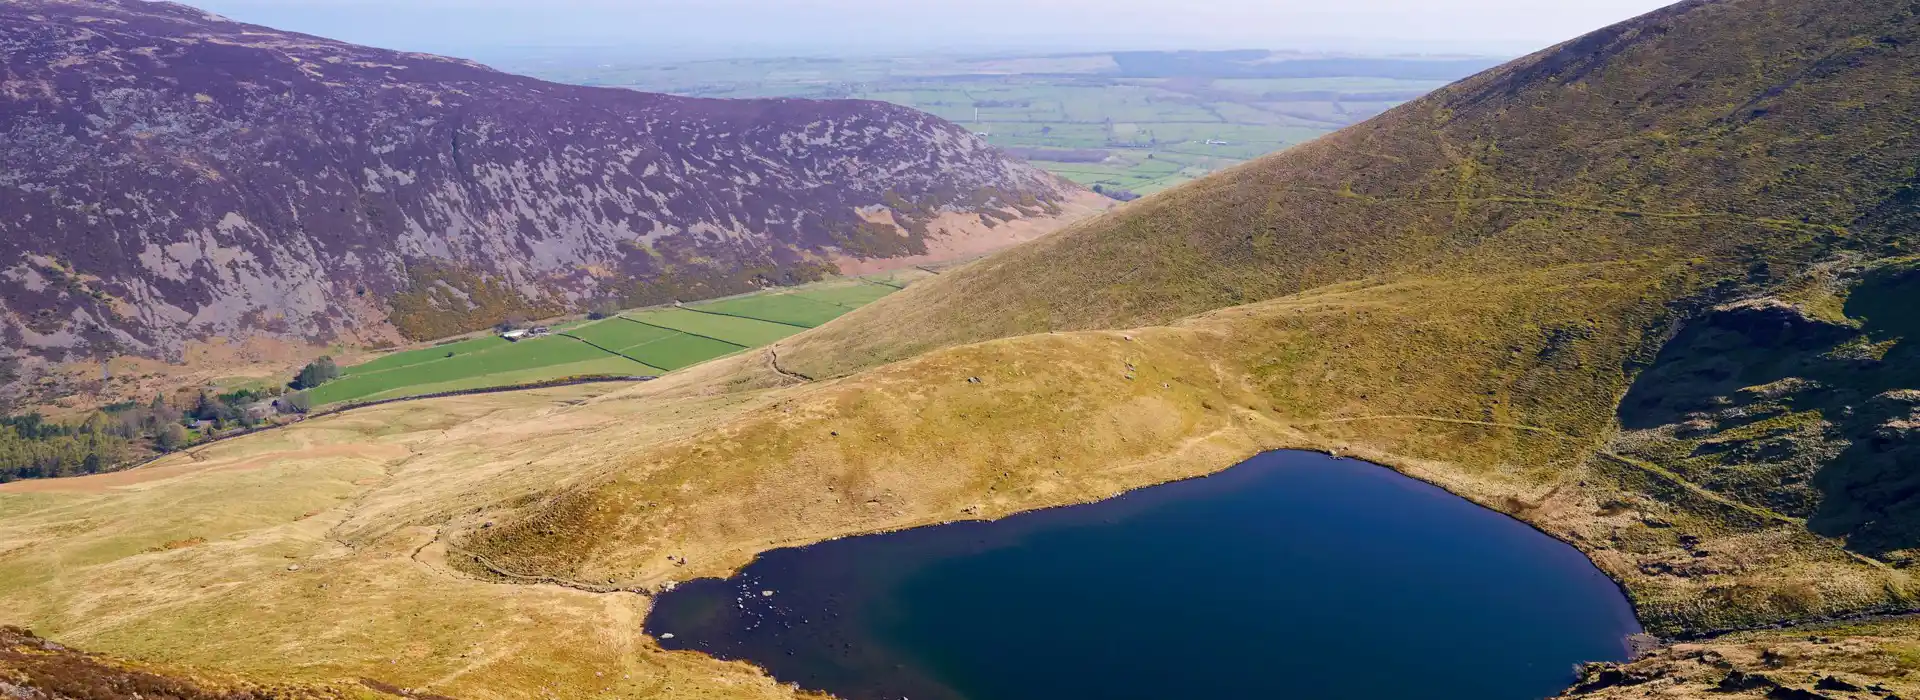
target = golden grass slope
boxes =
[1,264,1908,697]
[462,262,1909,639]
[783,0,1920,378]
[6,0,1920,697]
[0,371,835,699]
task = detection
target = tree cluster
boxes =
[295,357,339,390]
[1091,184,1142,202]
[0,385,313,483]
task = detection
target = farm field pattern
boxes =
[311,276,919,406]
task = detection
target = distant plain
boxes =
[507,50,1497,195]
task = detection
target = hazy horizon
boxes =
[176,0,1679,63]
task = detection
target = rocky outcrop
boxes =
[0,625,360,698]
[0,0,1084,378]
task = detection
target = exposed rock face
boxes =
[0,0,1080,371]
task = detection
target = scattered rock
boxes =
[1718,671,1780,692]
[1815,677,1861,692]
[1568,665,1632,693]
[1764,688,1832,700]
[1626,633,1662,659]
[286,564,300,572]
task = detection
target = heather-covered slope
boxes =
[0,0,1087,381]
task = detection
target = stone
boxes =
[1815,677,1862,692]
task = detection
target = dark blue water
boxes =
[645,451,1641,700]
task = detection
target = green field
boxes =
[788,281,900,307]
[312,275,918,407]
[309,335,651,406]
[341,335,509,376]
[612,332,746,371]
[566,318,682,352]
[342,356,659,403]
[623,308,803,347]
[687,294,849,328]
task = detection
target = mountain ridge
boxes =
[0,0,1094,400]
[5,0,1920,698]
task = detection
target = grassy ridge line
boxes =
[781,0,1919,379]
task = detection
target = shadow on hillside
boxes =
[1615,262,1920,558]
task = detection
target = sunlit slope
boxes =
[462,264,1904,638]
[469,0,1920,638]
[8,0,1920,697]
[783,0,1920,378]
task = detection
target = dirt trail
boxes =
[765,347,816,383]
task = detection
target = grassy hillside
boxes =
[475,0,1920,653]
[783,0,1919,376]
[7,0,1920,698]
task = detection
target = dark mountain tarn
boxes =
[646,451,1641,700]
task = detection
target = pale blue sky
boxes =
[180,0,1679,60]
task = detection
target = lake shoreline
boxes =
[646,450,1646,700]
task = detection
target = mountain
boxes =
[4,0,1920,699]
[0,0,1093,389]
[757,0,1920,631]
